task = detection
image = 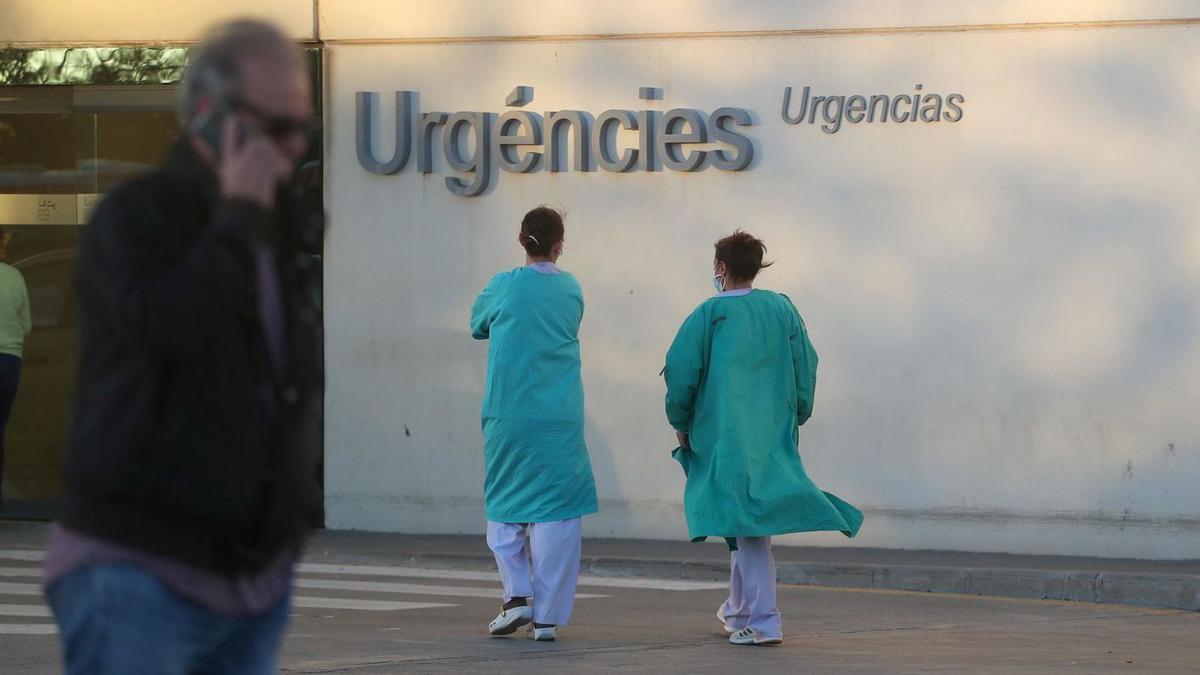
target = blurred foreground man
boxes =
[43,20,323,675]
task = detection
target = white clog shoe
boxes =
[489,605,533,636]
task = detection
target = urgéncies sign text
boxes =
[355,84,966,196]
[355,86,755,196]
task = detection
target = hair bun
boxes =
[520,206,564,256]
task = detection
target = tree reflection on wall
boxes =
[0,48,189,85]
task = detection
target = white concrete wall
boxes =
[0,0,314,44]
[320,0,1200,41]
[14,2,1193,558]
[322,10,1200,559]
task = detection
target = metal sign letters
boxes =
[356,84,964,197]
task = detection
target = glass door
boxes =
[0,85,179,517]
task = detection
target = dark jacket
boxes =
[61,140,324,575]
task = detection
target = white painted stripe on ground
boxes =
[584,575,725,591]
[298,564,498,582]
[3,557,721,591]
[0,591,455,615]
[298,563,729,591]
[293,597,457,612]
[0,582,39,596]
[0,604,50,617]
[0,623,57,635]
[0,550,45,562]
[295,578,608,599]
[0,566,39,578]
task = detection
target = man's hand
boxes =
[676,430,690,450]
[218,116,292,210]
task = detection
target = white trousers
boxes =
[718,536,782,638]
[486,518,582,626]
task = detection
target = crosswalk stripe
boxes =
[0,566,39,578]
[4,574,613,600]
[298,563,728,591]
[0,624,57,635]
[0,582,39,596]
[0,593,459,616]
[4,562,725,592]
[0,594,455,617]
[293,597,456,612]
[0,604,51,617]
[295,578,608,599]
[0,551,44,562]
[579,575,726,591]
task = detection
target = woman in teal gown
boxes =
[663,230,862,646]
[470,206,598,642]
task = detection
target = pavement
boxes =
[2,521,1199,673]
[305,530,1200,612]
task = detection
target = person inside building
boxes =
[469,206,598,642]
[0,227,31,509]
[42,20,323,674]
[662,230,863,646]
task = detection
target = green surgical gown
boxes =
[471,266,598,524]
[663,289,863,542]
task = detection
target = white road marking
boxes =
[0,551,44,562]
[293,597,456,612]
[0,582,39,596]
[0,604,51,617]
[582,576,726,591]
[0,623,56,635]
[295,578,608,599]
[0,567,39,578]
[2,551,726,589]
[298,563,728,591]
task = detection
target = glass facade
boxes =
[0,49,324,519]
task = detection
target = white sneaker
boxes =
[729,627,783,646]
[717,607,735,634]
[531,625,557,642]
[489,605,533,635]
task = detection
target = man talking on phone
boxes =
[43,19,323,674]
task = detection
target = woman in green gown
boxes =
[663,231,863,646]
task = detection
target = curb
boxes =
[321,550,1200,612]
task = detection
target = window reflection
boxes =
[0,87,178,515]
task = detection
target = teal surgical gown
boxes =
[471,265,599,524]
[663,289,863,542]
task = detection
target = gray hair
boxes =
[179,19,299,132]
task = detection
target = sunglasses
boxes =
[232,98,321,141]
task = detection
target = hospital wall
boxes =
[0,1,315,44]
[7,2,1195,559]
[322,8,1200,560]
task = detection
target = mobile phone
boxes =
[193,102,248,159]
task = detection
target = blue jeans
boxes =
[0,353,21,502]
[46,564,291,675]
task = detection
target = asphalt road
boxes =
[3,547,1198,673]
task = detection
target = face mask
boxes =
[712,274,726,293]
